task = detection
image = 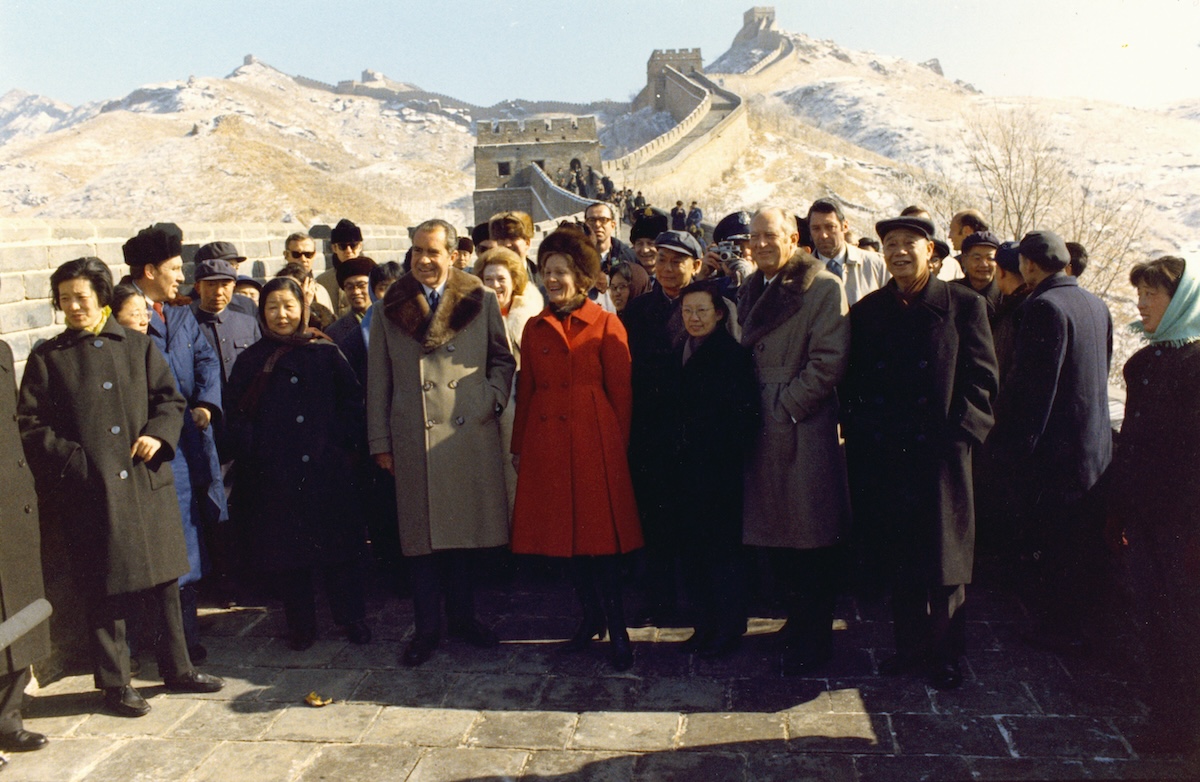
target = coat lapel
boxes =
[741,251,821,346]
[382,268,486,352]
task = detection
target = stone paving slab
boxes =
[185,741,320,782]
[570,712,681,752]
[466,710,577,751]
[406,747,529,782]
[297,744,422,782]
[80,737,219,782]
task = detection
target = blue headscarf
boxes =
[1130,259,1200,347]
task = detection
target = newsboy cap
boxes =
[994,241,1022,274]
[1018,230,1070,270]
[194,259,238,282]
[654,230,704,260]
[961,231,1002,254]
[875,216,936,241]
[194,240,246,264]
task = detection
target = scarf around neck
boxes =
[1130,262,1200,347]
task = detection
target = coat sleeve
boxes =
[600,312,634,443]
[511,318,537,456]
[186,312,223,421]
[366,310,393,456]
[17,347,85,484]
[484,293,517,413]
[141,339,187,458]
[950,292,998,445]
[329,344,366,454]
[777,278,850,423]
[221,344,260,462]
[990,297,1063,461]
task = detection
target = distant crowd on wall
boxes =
[0,197,1197,760]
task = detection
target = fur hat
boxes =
[336,256,377,288]
[630,207,669,243]
[489,211,534,242]
[123,223,183,267]
[330,218,363,245]
[537,226,600,287]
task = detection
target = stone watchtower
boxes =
[473,117,601,191]
[734,6,777,46]
[639,49,704,113]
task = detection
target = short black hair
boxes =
[958,213,989,232]
[1129,256,1186,297]
[678,279,729,322]
[50,257,113,309]
[806,199,845,223]
[369,261,404,293]
[1066,242,1089,278]
[110,283,145,316]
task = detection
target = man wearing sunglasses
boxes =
[283,231,337,314]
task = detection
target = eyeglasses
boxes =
[334,242,362,251]
[610,283,630,293]
[681,307,714,318]
[585,216,614,225]
[344,281,370,292]
[288,250,316,260]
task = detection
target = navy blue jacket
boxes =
[326,312,368,390]
[989,273,1112,501]
[190,302,262,385]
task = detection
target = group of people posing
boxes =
[0,197,1196,760]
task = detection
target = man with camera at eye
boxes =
[699,211,756,296]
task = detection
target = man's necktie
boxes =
[427,290,440,312]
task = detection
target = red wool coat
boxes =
[510,299,643,557]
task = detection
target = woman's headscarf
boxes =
[258,277,328,346]
[1131,260,1200,347]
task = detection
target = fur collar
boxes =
[739,250,824,346]
[382,268,487,351]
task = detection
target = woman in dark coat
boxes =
[224,277,370,651]
[19,257,222,718]
[669,281,759,658]
[0,338,50,751]
[510,226,642,671]
[1107,256,1200,756]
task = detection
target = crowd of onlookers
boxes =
[0,198,1196,761]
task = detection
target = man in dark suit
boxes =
[326,256,378,388]
[988,230,1113,654]
[841,215,998,690]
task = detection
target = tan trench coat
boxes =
[367,269,516,556]
[737,251,851,550]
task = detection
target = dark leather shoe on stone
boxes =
[165,670,225,693]
[562,618,606,652]
[447,620,499,648]
[346,621,372,645]
[0,729,48,752]
[928,660,964,690]
[878,651,929,677]
[103,685,151,717]
[402,634,439,667]
[609,634,634,672]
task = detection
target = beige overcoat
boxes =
[737,250,851,550]
[367,269,516,556]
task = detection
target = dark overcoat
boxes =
[841,278,998,586]
[327,312,368,388]
[149,303,228,585]
[738,253,851,550]
[510,300,642,557]
[366,269,516,556]
[670,326,760,549]
[18,319,189,596]
[0,341,49,673]
[989,273,1112,501]
[224,337,367,571]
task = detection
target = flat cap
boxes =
[194,240,246,264]
[654,230,704,259]
[1018,230,1069,269]
[995,241,1022,274]
[875,216,936,241]
[194,259,238,282]
[961,230,1001,254]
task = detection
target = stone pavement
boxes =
[9,564,1198,782]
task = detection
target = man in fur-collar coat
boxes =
[738,207,851,677]
[367,220,516,667]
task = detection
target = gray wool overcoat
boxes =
[18,318,189,596]
[367,269,516,556]
[738,251,851,550]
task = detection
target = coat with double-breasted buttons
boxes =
[737,251,851,550]
[0,340,49,674]
[367,269,516,556]
[18,318,189,597]
[840,278,998,586]
[510,299,642,557]
[223,336,367,571]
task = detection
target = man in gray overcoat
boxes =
[0,339,50,753]
[367,219,516,667]
[738,207,851,676]
[841,215,998,691]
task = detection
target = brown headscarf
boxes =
[238,277,330,415]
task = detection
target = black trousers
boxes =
[682,540,745,639]
[88,579,192,690]
[770,545,840,662]
[0,667,30,733]
[408,550,484,639]
[1025,491,1104,638]
[277,562,366,636]
[891,583,967,663]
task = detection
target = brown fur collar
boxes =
[739,250,824,346]
[382,267,486,351]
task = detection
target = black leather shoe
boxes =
[402,634,439,667]
[346,621,372,645]
[562,618,606,652]
[0,729,48,752]
[609,633,634,672]
[164,670,225,693]
[878,651,929,677]
[447,620,499,648]
[928,660,964,690]
[103,685,151,717]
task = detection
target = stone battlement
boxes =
[647,48,704,77]
[744,6,775,28]
[476,117,599,145]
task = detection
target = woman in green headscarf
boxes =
[1107,255,1200,757]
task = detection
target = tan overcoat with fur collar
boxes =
[367,268,516,555]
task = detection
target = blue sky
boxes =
[1,0,1197,109]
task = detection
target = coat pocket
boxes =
[146,460,176,491]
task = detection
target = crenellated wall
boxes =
[0,219,413,376]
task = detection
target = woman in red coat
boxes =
[511,226,643,671]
